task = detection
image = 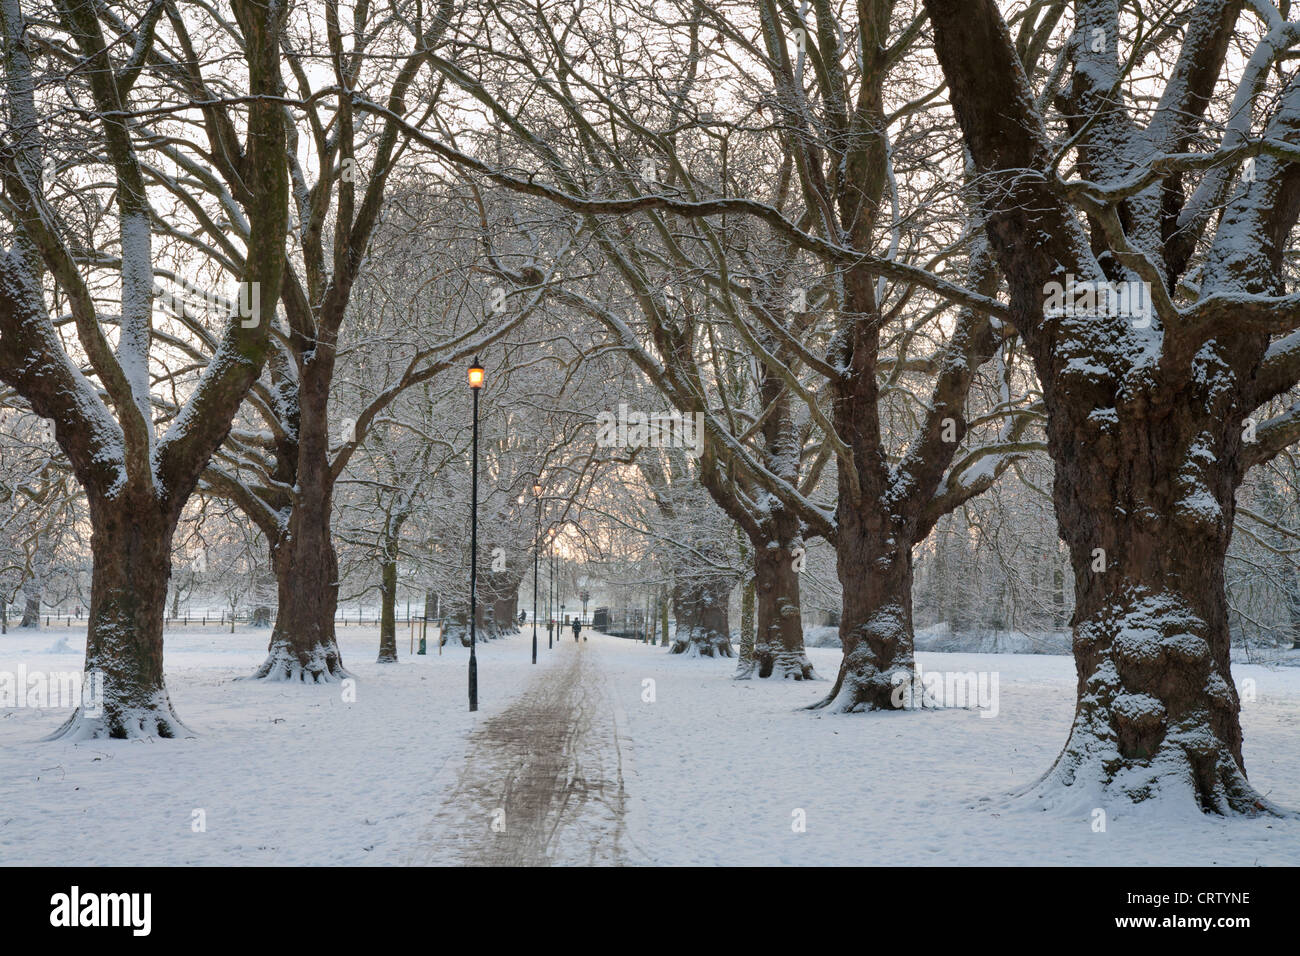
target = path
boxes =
[410,635,641,865]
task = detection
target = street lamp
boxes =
[467,356,484,711]
[532,480,542,665]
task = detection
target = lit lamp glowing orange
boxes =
[466,355,485,710]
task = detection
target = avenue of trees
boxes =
[2,0,1298,815]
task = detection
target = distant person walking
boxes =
[572,618,582,642]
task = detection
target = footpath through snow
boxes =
[1,625,1298,865]
[409,637,644,865]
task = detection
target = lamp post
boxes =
[532,481,542,664]
[467,357,484,712]
[550,547,556,649]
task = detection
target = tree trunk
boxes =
[669,572,733,657]
[20,588,39,627]
[1289,572,1300,650]
[50,489,185,739]
[488,571,522,637]
[659,591,670,646]
[441,604,471,647]
[252,462,347,681]
[918,0,1296,816]
[812,510,915,711]
[377,537,399,663]
[742,536,816,679]
[740,574,756,664]
[1026,406,1262,813]
[250,361,347,683]
[735,529,756,669]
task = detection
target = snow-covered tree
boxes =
[0,0,290,736]
[924,0,1300,812]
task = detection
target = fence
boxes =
[10,609,420,629]
[592,606,662,641]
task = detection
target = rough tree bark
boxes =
[746,532,812,677]
[817,508,917,711]
[925,0,1300,810]
[486,566,523,639]
[669,570,733,657]
[251,362,348,681]
[75,489,181,735]
[441,603,473,647]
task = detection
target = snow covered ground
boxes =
[0,624,562,865]
[607,640,1300,865]
[1,625,1297,865]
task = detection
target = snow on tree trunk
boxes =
[20,589,39,628]
[49,490,185,740]
[924,0,1300,812]
[255,526,347,681]
[812,511,915,712]
[252,454,348,681]
[486,568,522,638]
[441,605,471,647]
[0,0,290,739]
[743,539,816,679]
[1022,402,1263,812]
[669,572,733,657]
[377,538,399,663]
[251,363,348,682]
